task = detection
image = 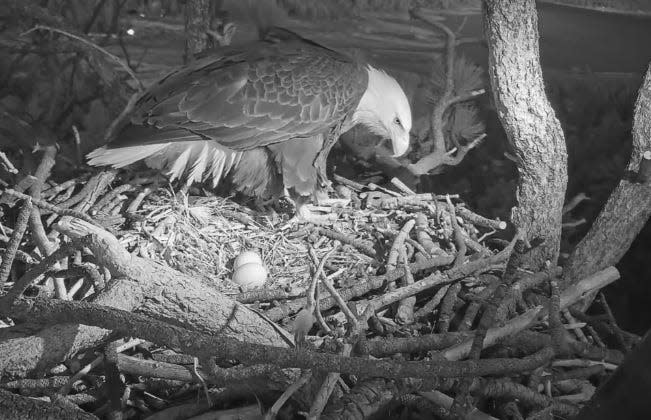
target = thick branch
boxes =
[0,216,293,379]
[11,298,555,380]
[442,266,619,360]
[184,0,214,62]
[408,134,487,175]
[565,63,651,284]
[482,0,568,270]
[407,7,487,175]
[0,388,97,420]
[411,9,456,155]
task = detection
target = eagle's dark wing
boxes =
[110,39,368,151]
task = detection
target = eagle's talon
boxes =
[315,197,350,208]
[295,204,338,225]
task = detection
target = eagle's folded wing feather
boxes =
[108,44,364,152]
[87,37,370,198]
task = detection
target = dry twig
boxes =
[4,189,99,227]
[23,25,144,90]
[0,197,32,289]
[265,370,312,420]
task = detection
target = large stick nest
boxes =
[0,160,630,419]
[0,1,639,418]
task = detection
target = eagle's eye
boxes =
[394,117,402,127]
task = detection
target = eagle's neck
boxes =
[351,66,390,139]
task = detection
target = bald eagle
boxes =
[87,27,412,220]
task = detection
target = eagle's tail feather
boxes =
[86,144,168,168]
[187,142,210,185]
[208,147,227,188]
[87,140,242,189]
[167,146,193,182]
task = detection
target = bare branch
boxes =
[23,25,143,91]
[11,298,555,379]
[408,134,486,175]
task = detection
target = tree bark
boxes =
[0,217,293,379]
[184,0,214,62]
[482,0,568,271]
[564,63,651,283]
[0,388,98,420]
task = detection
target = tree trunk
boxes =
[184,0,214,62]
[564,64,651,284]
[482,0,568,271]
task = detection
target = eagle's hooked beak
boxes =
[390,132,410,157]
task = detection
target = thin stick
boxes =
[0,240,85,313]
[126,187,152,214]
[456,206,507,231]
[71,125,82,164]
[307,245,339,309]
[106,91,141,141]
[59,353,104,395]
[443,306,542,361]
[321,276,358,331]
[419,390,499,420]
[443,266,620,360]
[395,247,417,324]
[436,282,462,333]
[307,344,353,419]
[23,25,143,90]
[313,286,331,334]
[598,292,628,351]
[414,284,451,319]
[0,151,18,174]
[446,195,466,267]
[264,370,312,420]
[0,198,32,289]
[28,146,57,256]
[66,278,85,300]
[411,9,456,154]
[295,245,340,345]
[451,284,507,410]
[391,177,416,195]
[115,338,144,353]
[3,189,99,226]
[313,227,376,258]
[386,219,416,288]
[551,359,618,371]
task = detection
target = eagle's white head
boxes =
[353,65,412,157]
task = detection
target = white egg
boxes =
[232,262,268,290]
[233,250,263,270]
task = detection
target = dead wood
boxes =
[321,377,422,419]
[0,388,98,420]
[564,63,651,291]
[406,9,487,176]
[10,298,556,380]
[482,0,569,271]
[0,2,641,417]
[0,216,293,379]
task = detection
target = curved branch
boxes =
[22,25,143,91]
[565,63,651,285]
[482,0,568,271]
[411,8,456,154]
[11,298,555,380]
